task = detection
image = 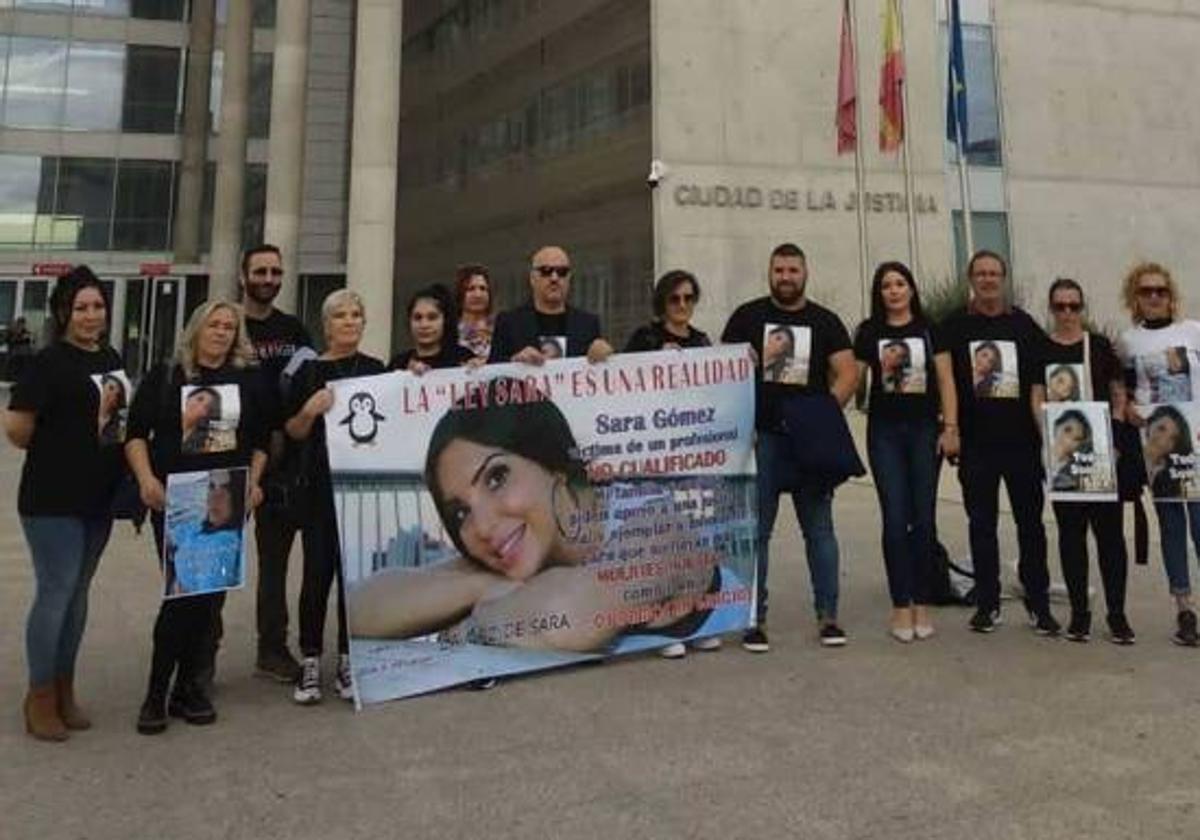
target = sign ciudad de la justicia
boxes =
[672,183,939,214]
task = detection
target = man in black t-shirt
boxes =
[487,245,613,364]
[721,243,858,652]
[241,244,313,682]
[940,250,1057,635]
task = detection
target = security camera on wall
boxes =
[647,159,668,189]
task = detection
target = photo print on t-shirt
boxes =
[537,335,566,360]
[969,339,1019,399]
[762,323,812,386]
[1139,346,1194,403]
[878,337,926,394]
[1044,363,1087,403]
[92,369,131,446]
[180,383,241,454]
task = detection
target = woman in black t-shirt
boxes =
[286,289,386,705]
[624,270,712,353]
[4,267,126,741]
[853,262,959,643]
[389,284,477,373]
[126,300,268,735]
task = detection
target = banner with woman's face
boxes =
[1141,402,1200,501]
[323,346,759,706]
[1042,402,1117,502]
[162,467,249,599]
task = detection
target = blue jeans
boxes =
[21,516,113,685]
[867,416,939,607]
[1154,501,1200,596]
[755,431,840,624]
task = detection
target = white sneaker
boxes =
[658,642,687,659]
[691,636,723,651]
[292,656,322,705]
[335,654,354,701]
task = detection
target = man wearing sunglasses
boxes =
[240,244,314,684]
[488,245,613,364]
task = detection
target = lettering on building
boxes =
[671,184,938,215]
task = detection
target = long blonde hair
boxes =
[175,300,257,381]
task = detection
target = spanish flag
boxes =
[879,0,904,153]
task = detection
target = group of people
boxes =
[6,238,1199,741]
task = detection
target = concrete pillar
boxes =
[345,0,402,358]
[207,0,254,302]
[171,0,215,264]
[263,0,311,314]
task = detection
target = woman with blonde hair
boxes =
[1117,262,1200,645]
[285,289,386,704]
[126,300,269,733]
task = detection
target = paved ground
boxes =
[3,414,1198,840]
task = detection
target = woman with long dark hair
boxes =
[853,261,958,642]
[3,267,126,741]
[390,284,477,373]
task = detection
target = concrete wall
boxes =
[298,0,354,274]
[997,0,1200,333]
[652,0,954,338]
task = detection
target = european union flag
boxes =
[946,0,969,147]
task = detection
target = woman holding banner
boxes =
[625,270,712,352]
[389,284,477,373]
[346,376,744,655]
[1118,262,1200,646]
[286,289,386,704]
[4,267,126,741]
[126,300,268,734]
[853,261,958,642]
[1043,278,1134,643]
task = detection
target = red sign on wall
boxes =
[140,262,172,277]
[31,262,72,276]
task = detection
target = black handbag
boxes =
[779,392,867,489]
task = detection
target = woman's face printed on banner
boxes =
[180,384,239,454]
[1146,412,1184,460]
[433,439,567,581]
[1054,415,1088,461]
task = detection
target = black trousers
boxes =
[298,496,347,657]
[958,442,1050,614]
[147,513,224,694]
[254,505,299,654]
[1052,501,1128,617]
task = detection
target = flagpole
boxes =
[894,0,919,275]
[848,0,869,320]
[946,0,975,262]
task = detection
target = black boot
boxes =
[168,679,217,725]
[136,683,169,735]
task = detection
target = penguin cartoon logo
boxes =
[339,391,385,446]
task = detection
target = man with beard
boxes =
[488,245,613,364]
[722,243,857,652]
[241,244,313,682]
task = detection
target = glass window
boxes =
[123,45,182,133]
[0,155,44,250]
[952,211,1011,278]
[248,51,273,138]
[944,24,1002,167]
[13,1,74,11]
[4,37,68,129]
[73,0,131,15]
[49,157,115,250]
[132,0,184,19]
[113,159,174,250]
[198,161,268,252]
[215,0,276,28]
[64,40,125,130]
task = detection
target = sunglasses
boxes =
[1137,285,1171,299]
[534,265,571,278]
[1050,302,1083,313]
[251,266,284,277]
[668,293,696,305]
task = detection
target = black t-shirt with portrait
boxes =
[1040,332,1121,404]
[853,318,944,422]
[721,296,853,432]
[127,361,270,481]
[389,343,475,371]
[9,342,127,516]
[285,353,387,495]
[245,308,313,429]
[939,307,1046,447]
[624,321,712,352]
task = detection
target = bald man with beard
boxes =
[487,246,613,365]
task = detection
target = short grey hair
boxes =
[321,288,366,325]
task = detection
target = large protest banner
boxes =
[325,347,758,705]
[1042,402,1117,502]
[163,467,249,599]
[1141,402,1200,501]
